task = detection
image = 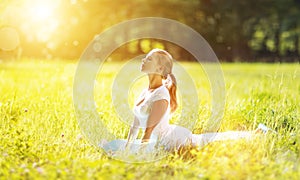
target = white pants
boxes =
[191,131,254,147]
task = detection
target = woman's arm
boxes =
[141,99,168,143]
[125,116,140,148]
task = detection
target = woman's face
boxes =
[141,52,162,74]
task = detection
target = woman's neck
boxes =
[148,74,163,90]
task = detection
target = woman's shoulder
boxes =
[151,85,170,102]
[157,85,169,94]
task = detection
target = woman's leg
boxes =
[191,130,255,147]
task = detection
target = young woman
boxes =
[124,48,272,152]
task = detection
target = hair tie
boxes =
[167,73,177,86]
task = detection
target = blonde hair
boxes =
[148,48,178,113]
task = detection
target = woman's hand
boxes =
[139,139,151,152]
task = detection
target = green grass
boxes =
[0,59,299,179]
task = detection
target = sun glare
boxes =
[27,2,55,22]
[30,4,52,21]
[19,0,60,43]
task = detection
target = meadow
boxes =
[0,59,299,179]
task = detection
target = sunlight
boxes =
[25,1,57,22]
[29,4,53,22]
[20,0,60,43]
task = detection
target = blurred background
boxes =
[0,0,299,62]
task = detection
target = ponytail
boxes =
[165,73,177,113]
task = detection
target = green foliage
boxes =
[0,60,299,179]
[1,0,300,61]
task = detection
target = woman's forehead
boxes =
[146,51,156,58]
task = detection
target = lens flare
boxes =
[29,4,53,21]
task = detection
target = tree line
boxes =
[1,0,300,62]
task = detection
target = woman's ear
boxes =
[157,65,164,73]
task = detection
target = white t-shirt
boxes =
[133,85,192,150]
